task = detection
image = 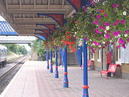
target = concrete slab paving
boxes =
[1,61,129,97]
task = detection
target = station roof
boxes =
[0,0,75,38]
[0,21,18,36]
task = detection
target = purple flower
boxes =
[118,38,125,44]
[120,19,126,24]
[113,31,120,36]
[104,22,110,26]
[96,15,101,19]
[112,4,119,8]
[104,34,110,39]
[93,20,99,25]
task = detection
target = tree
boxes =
[32,39,46,60]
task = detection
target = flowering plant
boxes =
[43,0,129,52]
[65,0,129,49]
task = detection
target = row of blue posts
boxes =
[46,40,89,97]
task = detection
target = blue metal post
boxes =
[59,48,61,66]
[47,50,49,70]
[63,46,69,88]
[82,40,89,97]
[50,50,53,73]
[76,46,82,68]
[54,49,59,78]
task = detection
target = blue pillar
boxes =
[82,40,89,97]
[63,46,69,88]
[50,50,53,73]
[59,48,62,66]
[54,49,59,78]
[76,46,82,67]
[60,48,64,67]
[47,50,49,70]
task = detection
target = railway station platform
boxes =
[1,61,129,97]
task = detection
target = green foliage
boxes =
[63,0,129,48]
[32,39,46,60]
[41,0,129,50]
[2,44,28,55]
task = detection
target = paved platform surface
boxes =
[1,61,129,97]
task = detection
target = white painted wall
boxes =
[120,43,129,63]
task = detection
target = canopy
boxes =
[0,21,18,36]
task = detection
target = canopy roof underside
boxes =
[0,0,75,37]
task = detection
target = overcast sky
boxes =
[0,15,6,21]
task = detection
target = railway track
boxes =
[0,56,27,94]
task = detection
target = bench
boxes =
[100,64,120,78]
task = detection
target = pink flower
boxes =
[93,41,100,46]
[104,22,110,26]
[125,30,129,34]
[96,15,101,19]
[116,45,121,48]
[112,4,119,8]
[93,20,99,25]
[127,38,129,42]
[84,37,88,41]
[112,23,118,26]
[104,13,108,17]
[120,20,126,24]
[112,20,120,26]
[113,31,120,36]
[82,6,87,12]
[118,38,125,44]
[104,34,110,39]
[98,26,105,30]
[95,28,103,34]
[122,44,126,48]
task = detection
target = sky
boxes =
[0,15,6,21]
